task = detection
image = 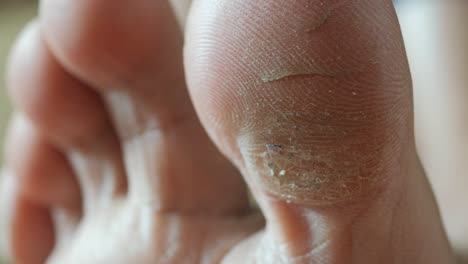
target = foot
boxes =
[1,1,258,263]
[0,0,458,263]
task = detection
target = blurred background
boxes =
[0,1,37,263]
[0,1,467,264]
[0,0,37,163]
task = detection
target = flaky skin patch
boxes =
[237,100,407,206]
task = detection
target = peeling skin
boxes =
[237,107,403,206]
[265,144,283,153]
[242,138,383,205]
[260,68,354,83]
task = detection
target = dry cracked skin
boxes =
[237,98,406,206]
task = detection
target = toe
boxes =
[41,0,249,214]
[186,0,413,204]
[7,22,113,149]
[11,198,55,264]
[7,21,126,212]
[3,115,81,263]
[5,114,81,208]
[185,0,455,262]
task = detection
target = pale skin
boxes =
[0,0,467,263]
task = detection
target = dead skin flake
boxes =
[265,143,283,153]
[260,69,337,83]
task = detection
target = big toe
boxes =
[185,0,455,263]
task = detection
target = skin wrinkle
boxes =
[305,4,331,32]
[259,1,359,84]
[253,222,336,264]
[288,238,332,263]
